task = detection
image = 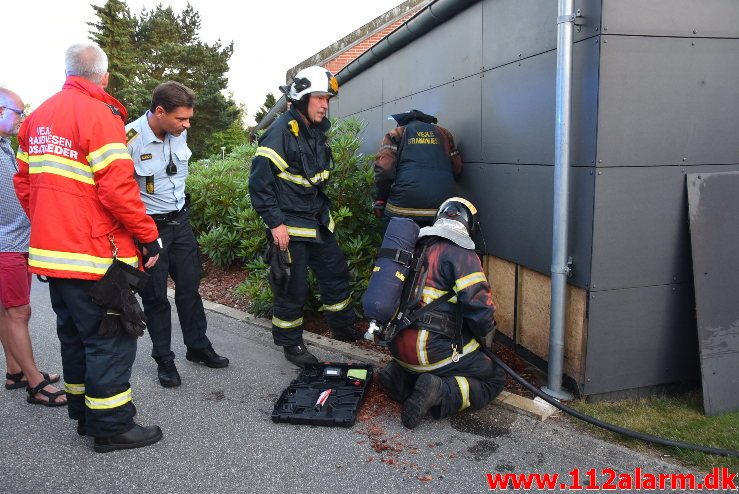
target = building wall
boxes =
[331,0,739,396]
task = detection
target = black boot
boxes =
[157,359,181,388]
[401,373,443,429]
[379,360,414,403]
[330,325,361,342]
[283,343,318,368]
[93,424,163,453]
[186,345,229,368]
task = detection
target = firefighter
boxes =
[14,43,163,451]
[373,110,463,228]
[248,66,360,367]
[378,197,505,429]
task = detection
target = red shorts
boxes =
[0,252,32,309]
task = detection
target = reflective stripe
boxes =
[447,196,478,214]
[277,169,330,187]
[255,146,289,171]
[65,382,85,395]
[85,388,132,410]
[87,143,131,172]
[454,272,487,292]
[15,149,28,164]
[286,226,317,238]
[422,286,457,305]
[455,376,471,411]
[28,247,138,276]
[321,296,351,312]
[416,330,430,365]
[396,339,480,372]
[28,154,95,185]
[272,316,303,329]
[327,211,335,233]
[380,144,397,151]
[386,202,437,217]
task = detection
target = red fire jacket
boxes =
[14,76,158,280]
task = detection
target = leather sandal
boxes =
[5,371,61,390]
[26,379,67,407]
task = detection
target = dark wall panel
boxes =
[590,164,739,291]
[482,0,600,70]
[584,284,699,395]
[597,37,739,167]
[481,38,599,166]
[348,106,384,158]
[602,0,739,37]
[334,61,384,117]
[460,163,594,288]
[381,2,483,102]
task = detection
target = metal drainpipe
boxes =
[542,0,575,401]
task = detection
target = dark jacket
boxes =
[389,237,495,372]
[248,108,334,241]
[374,119,463,221]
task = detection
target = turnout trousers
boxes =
[382,348,505,419]
[271,231,355,347]
[48,278,137,437]
[141,209,211,362]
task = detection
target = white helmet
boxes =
[283,66,339,102]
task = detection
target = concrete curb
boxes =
[174,288,559,421]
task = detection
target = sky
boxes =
[1,0,404,125]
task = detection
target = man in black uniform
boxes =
[248,66,359,367]
[378,197,505,429]
[373,110,463,228]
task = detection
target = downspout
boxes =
[542,0,575,400]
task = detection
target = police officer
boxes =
[248,66,359,367]
[373,110,463,228]
[377,198,505,429]
[127,81,228,388]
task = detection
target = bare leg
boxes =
[0,304,65,403]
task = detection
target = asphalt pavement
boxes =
[0,280,707,494]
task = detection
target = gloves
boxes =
[265,243,291,294]
[142,238,162,257]
[89,259,151,338]
[372,200,386,219]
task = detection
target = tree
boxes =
[254,93,277,124]
[88,1,245,159]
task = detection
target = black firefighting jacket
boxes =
[374,119,463,221]
[248,108,334,241]
[389,237,496,372]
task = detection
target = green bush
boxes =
[187,117,382,318]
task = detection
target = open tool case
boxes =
[271,362,373,427]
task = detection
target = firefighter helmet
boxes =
[283,66,339,102]
[418,197,478,250]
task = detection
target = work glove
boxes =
[90,259,150,338]
[142,238,162,257]
[265,243,291,294]
[372,200,386,219]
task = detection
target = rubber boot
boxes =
[378,360,414,403]
[283,343,318,368]
[401,373,443,429]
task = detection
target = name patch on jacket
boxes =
[140,154,153,161]
[407,130,439,145]
[146,176,155,194]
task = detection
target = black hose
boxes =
[490,352,739,458]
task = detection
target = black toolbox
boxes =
[271,362,373,427]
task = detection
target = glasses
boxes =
[1,106,26,118]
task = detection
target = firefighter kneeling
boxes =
[375,198,506,429]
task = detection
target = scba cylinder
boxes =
[362,217,420,325]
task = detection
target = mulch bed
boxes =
[195,260,539,400]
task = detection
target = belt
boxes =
[149,208,185,223]
[416,310,457,339]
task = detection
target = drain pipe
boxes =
[543,0,575,401]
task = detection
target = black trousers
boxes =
[48,278,137,437]
[271,232,355,347]
[141,209,210,361]
[382,348,505,419]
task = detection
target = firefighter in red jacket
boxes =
[14,43,163,452]
[378,198,505,429]
[373,110,463,227]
